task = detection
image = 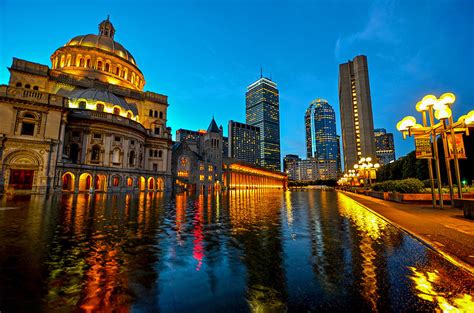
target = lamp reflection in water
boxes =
[338,193,389,311]
[408,267,473,312]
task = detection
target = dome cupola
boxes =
[50,17,145,91]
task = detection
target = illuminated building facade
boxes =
[297,158,319,181]
[246,76,281,171]
[228,120,260,165]
[338,55,376,170]
[283,154,300,180]
[374,128,396,165]
[172,118,224,192]
[223,161,287,189]
[0,18,172,194]
[305,99,340,179]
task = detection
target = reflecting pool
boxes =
[0,190,472,312]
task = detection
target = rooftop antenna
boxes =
[107,14,110,21]
[260,66,263,79]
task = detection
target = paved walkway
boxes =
[342,192,474,273]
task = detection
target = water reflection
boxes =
[0,190,472,312]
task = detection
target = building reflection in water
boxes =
[43,192,165,312]
[226,189,287,312]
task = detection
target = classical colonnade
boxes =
[223,163,287,190]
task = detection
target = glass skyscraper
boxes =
[305,99,340,179]
[246,76,281,171]
[374,128,396,165]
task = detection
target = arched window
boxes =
[154,126,160,135]
[79,101,86,109]
[158,150,162,158]
[154,111,158,118]
[70,143,80,163]
[127,177,133,187]
[115,66,120,76]
[113,176,120,187]
[129,150,136,167]
[91,145,101,163]
[96,103,104,112]
[105,62,110,72]
[16,82,22,87]
[112,148,121,164]
[97,60,103,70]
[33,86,39,91]
[127,112,132,119]
[79,58,84,67]
[86,58,91,68]
[159,111,163,119]
[25,84,30,89]
[113,107,120,115]
[149,109,153,117]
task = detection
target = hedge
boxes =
[372,178,425,193]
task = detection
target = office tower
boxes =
[297,159,319,181]
[283,154,300,180]
[228,120,260,165]
[336,135,342,174]
[374,128,396,165]
[246,75,281,171]
[222,136,229,158]
[338,55,376,171]
[305,99,339,179]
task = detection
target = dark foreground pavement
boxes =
[342,191,474,273]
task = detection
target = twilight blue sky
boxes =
[1,0,473,164]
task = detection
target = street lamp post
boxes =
[354,157,380,187]
[397,93,474,209]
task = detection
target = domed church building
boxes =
[0,17,172,193]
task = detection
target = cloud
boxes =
[335,0,401,59]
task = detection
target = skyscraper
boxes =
[338,55,376,171]
[228,120,260,165]
[305,99,339,179]
[246,76,281,171]
[283,154,300,180]
[374,128,396,165]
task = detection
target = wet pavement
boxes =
[0,190,472,312]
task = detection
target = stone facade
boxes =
[0,18,172,194]
[172,118,224,192]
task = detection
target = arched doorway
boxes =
[138,176,146,191]
[127,177,133,187]
[156,177,164,191]
[95,174,107,192]
[4,150,42,191]
[78,173,92,191]
[148,177,155,190]
[62,172,75,191]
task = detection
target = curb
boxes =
[339,191,474,276]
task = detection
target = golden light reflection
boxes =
[285,190,293,227]
[408,267,474,313]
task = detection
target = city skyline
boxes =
[0,0,472,162]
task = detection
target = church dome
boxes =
[69,88,138,117]
[65,34,137,66]
[50,17,145,91]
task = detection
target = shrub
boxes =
[372,178,424,193]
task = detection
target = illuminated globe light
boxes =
[374,163,380,169]
[434,106,452,120]
[366,157,372,162]
[463,110,474,125]
[396,116,417,131]
[354,164,359,169]
[421,94,437,107]
[436,92,456,109]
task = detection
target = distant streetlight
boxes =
[354,157,380,186]
[397,92,474,209]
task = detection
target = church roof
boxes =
[207,117,220,133]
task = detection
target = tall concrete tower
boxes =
[338,55,376,171]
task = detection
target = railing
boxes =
[69,109,147,133]
[0,85,67,107]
